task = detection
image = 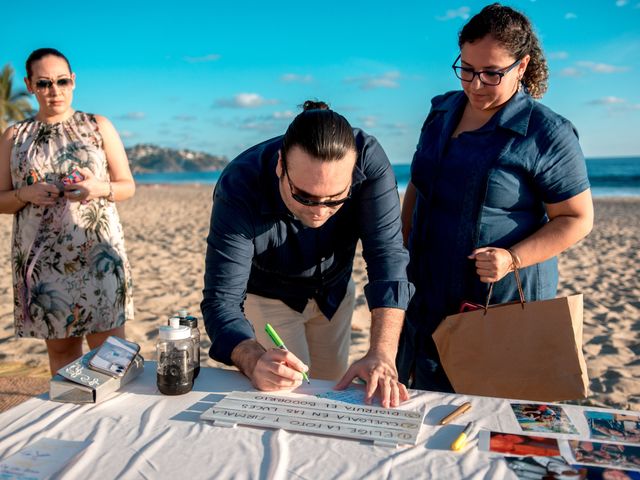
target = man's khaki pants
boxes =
[244,280,356,381]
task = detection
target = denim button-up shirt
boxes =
[407,90,590,335]
[201,129,414,365]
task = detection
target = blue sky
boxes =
[2,0,639,163]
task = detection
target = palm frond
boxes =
[0,64,34,132]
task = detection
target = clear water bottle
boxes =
[173,309,201,381]
[156,319,194,395]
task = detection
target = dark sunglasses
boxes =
[282,159,352,207]
[34,78,73,91]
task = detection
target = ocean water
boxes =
[134,156,640,197]
[583,157,640,197]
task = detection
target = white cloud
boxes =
[119,112,145,120]
[436,7,470,21]
[564,12,577,19]
[560,67,582,77]
[585,97,640,112]
[184,54,221,63]
[281,73,313,83]
[549,51,569,60]
[560,61,629,77]
[215,93,279,108]
[367,75,400,89]
[120,130,135,138]
[576,61,630,73]
[587,96,626,105]
[616,0,628,6]
[272,111,295,119]
[346,71,401,90]
[359,116,378,128]
[229,111,296,133]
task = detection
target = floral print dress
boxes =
[10,111,134,339]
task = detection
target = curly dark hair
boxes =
[458,3,548,99]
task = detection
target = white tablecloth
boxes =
[0,363,630,479]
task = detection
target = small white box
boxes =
[49,349,144,404]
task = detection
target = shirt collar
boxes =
[261,151,288,215]
[493,90,534,136]
[432,90,467,114]
[436,90,534,137]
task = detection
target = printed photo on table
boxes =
[569,440,640,471]
[585,411,640,444]
[511,403,578,434]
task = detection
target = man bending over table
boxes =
[200,101,414,408]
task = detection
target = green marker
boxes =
[265,323,310,384]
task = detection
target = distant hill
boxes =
[125,144,228,173]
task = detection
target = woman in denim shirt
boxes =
[398,3,594,392]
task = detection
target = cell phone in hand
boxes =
[88,336,140,377]
[60,169,86,199]
[62,168,84,185]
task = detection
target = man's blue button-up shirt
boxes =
[201,129,414,365]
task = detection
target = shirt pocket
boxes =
[484,166,526,209]
[477,162,542,248]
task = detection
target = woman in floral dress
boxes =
[0,48,135,375]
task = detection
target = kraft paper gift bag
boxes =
[432,268,589,402]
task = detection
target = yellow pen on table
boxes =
[451,422,474,451]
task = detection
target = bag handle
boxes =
[484,249,525,314]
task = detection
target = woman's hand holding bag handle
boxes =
[433,250,589,402]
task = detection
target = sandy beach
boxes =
[0,185,638,411]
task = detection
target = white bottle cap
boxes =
[169,317,181,329]
[159,325,191,341]
[178,308,189,318]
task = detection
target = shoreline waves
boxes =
[133,157,640,198]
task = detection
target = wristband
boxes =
[507,248,522,270]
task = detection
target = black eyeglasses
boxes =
[282,159,352,208]
[34,78,73,91]
[451,54,521,86]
